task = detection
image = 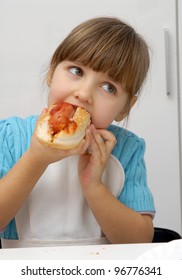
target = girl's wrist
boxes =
[82,181,106,197]
[24,149,49,169]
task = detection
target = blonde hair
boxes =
[48,17,149,104]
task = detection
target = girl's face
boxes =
[47,61,132,128]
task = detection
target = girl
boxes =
[0,17,155,248]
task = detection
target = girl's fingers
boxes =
[90,126,106,159]
[80,129,92,154]
[98,129,117,154]
[90,125,117,156]
[71,127,92,155]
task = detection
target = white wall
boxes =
[0,0,181,234]
[0,0,162,118]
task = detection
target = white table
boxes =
[1,242,182,280]
[0,243,160,260]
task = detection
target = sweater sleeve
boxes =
[0,119,16,178]
[0,116,37,239]
[108,125,156,217]
[0,119,19,239]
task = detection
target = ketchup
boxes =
[49,102,77,134]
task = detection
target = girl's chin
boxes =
[92,119,110,129]
[92,123,108,129]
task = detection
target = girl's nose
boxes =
[74,85,93,104]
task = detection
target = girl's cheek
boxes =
[92,115,111,129]
[47,89,65,106]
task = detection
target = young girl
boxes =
[0,17,155,248]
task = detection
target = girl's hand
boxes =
[78,124,117,190]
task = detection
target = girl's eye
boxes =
[102,83,116,94]
[69,66,83,77]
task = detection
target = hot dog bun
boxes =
[36,101,91,149]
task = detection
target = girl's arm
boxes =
[79,125,154,243]
[83,184,153,243]
[0,149,48,230]
[0,128,90,230]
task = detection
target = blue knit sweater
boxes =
[0,116,155,239]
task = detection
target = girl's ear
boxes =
[115,96,138,121]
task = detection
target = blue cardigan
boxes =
[0,116,156,239]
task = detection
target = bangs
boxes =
[62,33,132,83]
[50,17,149,95]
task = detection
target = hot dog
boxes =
[36,101,91,149]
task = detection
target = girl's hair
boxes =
[49,17,149,100]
